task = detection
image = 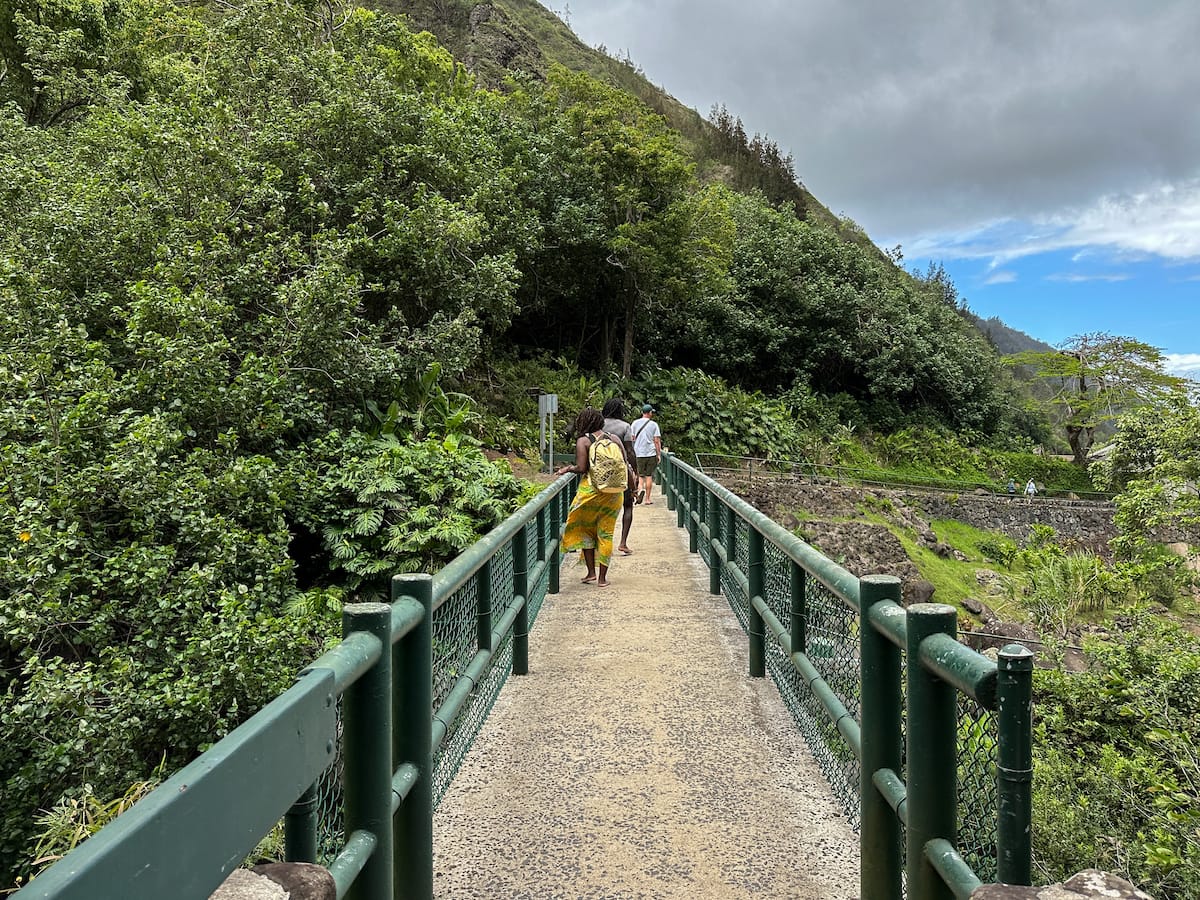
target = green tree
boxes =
[1006,333,1185,465]
[515,66,703,377]
[1093,392,1200,559]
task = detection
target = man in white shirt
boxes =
[629,404,662,505]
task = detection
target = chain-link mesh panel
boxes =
[430,543,515,806]
[525,519,539,579]
[697,499,713,567]
[770,572,863,830]
[315,699,344,865]
[491,542,516,615]
[956,699,999,884]
[433,631,514,808]
[734,516,750,573]
[527,517,551,626]
[720,514,751,630]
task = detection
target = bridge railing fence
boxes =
[16,476,576,900]
[662,453,1034,900]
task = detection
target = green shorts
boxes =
[635,456,659,477]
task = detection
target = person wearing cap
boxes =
[629,404,662,505]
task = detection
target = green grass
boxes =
[857,507,1022,618]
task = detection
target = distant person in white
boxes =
[1024,478,1037,502]
[630,404,662,505]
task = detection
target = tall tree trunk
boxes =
[621,291,636,378]
[599,313,612,368]
[1066,424,1095,466]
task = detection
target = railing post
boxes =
[513,522,530,676]
[664,455,676,512]
[860,575,903,900]
[687,479,699,553]
[747,527,765,678]
[708,490,722,595]
[676,471,687,528]
[790,561,807,654]
[549,487,563,595]
[906,603,959,900]
[283,783,319,863]
[342,602,394,900]
[476,561,493,653]
[996,644,1035,886]
[392,574,433,899]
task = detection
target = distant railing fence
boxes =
[15,477,575,900]
[696,453,1113,503]
[662,452,1034,900]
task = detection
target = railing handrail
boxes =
[18,456,1031,900]
[695,452,1114,503]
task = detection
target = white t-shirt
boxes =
[630,417,661,458]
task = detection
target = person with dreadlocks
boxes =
[555,407,632,586]
[601,397,636,556]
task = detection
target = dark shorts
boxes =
[636,456,659,477]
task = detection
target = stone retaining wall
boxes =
[912,492,1117,549]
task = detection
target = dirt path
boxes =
[432,491,860,899]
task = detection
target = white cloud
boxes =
[983,271,1017,285]
[1046,273,1131,283]
[895,178,1200,267]
[1164,353,1200,377]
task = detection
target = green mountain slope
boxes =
[971,314,1056,355]
[375,0,853,237]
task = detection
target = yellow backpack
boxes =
[588,433,628,493]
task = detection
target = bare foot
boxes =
[581,575,597,584]
[618,547,632,555]
[596,580,611,587]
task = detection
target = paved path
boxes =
[432,491,860,899]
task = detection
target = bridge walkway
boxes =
[432,497,860,899]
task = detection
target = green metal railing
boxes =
[15,476,575,900]
[661,453,1034,900]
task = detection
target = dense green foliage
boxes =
[0,1,535,883]
[1032,617,1200,897]
[1094,393,1200,561]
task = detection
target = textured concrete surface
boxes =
[433,495,861,898]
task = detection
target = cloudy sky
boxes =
[558,0,1200,375]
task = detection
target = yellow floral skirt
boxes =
[561,478,624,567]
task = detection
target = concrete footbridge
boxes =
[432,498,858,898]
[18,456,1037,900]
